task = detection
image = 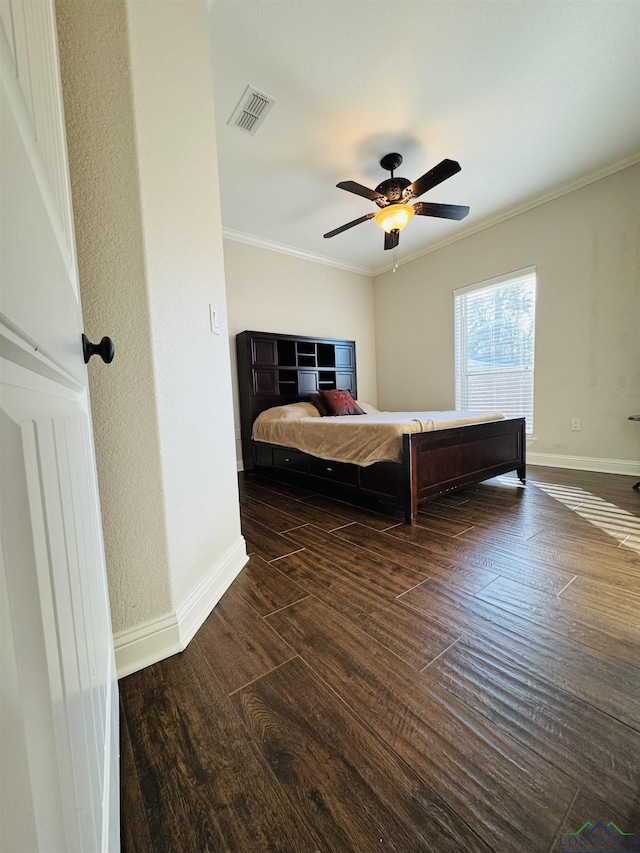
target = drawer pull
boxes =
[285,458,291,462]
[326,467,333,472]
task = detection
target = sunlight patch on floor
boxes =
[532,481,640,555]
[494,475,525,486]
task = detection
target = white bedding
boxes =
[252,406,505,466]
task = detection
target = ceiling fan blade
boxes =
[384,229,399,251]
[413,202,470,221]
[336,180,384,202]
[324,212,375,239]
[407,159,461,199]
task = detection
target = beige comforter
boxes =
[252,408,505,466]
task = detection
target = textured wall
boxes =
[57,0,172,631]
[374,165,640,463]
[126,0,242,606]
[223,239,377,466]
[57,0,243,636]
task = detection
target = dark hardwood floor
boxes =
[120,466,640,852]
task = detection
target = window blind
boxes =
[454,269,536,434]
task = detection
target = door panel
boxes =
[36,416,99,848]
[0,544,40,852]
[0,1,118,849]
[1,353,115,851]
[1,82,82,381]
[2,0,76,266]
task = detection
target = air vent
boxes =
[228,86,275,135]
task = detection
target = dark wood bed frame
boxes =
[236,330,526,523]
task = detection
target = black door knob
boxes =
[82,334,115,365]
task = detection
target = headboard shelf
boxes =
[236,330,357,471]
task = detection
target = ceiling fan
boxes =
[324,153,470,250]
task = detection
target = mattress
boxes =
[252,408,505,466]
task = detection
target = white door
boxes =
[0,2,118,850]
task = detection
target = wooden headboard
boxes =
[236,330,357,472]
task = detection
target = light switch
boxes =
[209,304,220,335]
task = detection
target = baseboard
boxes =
[528,452,640,477]
[113,612,180,679]
[114,535,248,679]
[176,536,248,649]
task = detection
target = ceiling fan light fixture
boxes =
[325,155,467,251]
[374,203,414,233]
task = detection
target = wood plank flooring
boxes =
[120,466,640,852]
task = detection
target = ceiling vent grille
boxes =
[228,86,275,135]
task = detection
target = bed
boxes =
[236,330,526,523]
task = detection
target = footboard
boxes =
[403,417,526,523]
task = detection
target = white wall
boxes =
[224,238,377,467]
[57,0,246,676]
[374,165,640,469]
[126,1,243,610]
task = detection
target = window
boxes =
[454,267,536,434]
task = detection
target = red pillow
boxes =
[320,389,364,416]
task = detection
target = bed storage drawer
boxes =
[359,462,402,498]
[272,447,308,474]
[253,442,274,466]
[309,457,358,486]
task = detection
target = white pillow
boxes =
[255,402,320,423]
[357,401,380,414]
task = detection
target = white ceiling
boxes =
[210,1,640,275]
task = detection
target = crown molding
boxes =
[371,153,640,277]
[222,228,373,277]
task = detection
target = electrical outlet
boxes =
[571,417,581,431]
